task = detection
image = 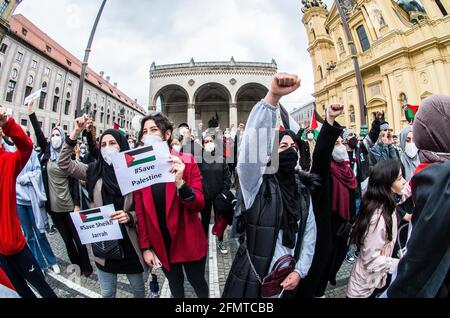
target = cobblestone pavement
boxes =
[42,223,352,299]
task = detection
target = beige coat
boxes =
[58,142,146,270]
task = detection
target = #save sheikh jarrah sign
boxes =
[111,141,175,195]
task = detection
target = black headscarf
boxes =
[276,130,302,249]
[86,129,129,210]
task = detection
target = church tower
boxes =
[301,0,337,84]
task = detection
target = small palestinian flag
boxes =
[113,121,127,137]
[302,107,324,140]
[405,104,419,122]
[125,146,156,168]
[79,208,104,223]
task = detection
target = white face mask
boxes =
[143,135,163,147]
[204,142,215,153]
[51,136,62,149]
[332,145,348,162]
[405,142,418,159]
[172,144,182,153]
[307,133,314,140]
[128,142,135,149]
[101,146,119,166]
[179,127,188,137]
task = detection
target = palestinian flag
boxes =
[113,121,127,137]
[406,104,419,122]
[79,208,104,223]
[124,146,156,168]
[302,107,324,140]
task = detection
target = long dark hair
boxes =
[350,160,401,248]
[138,112,173,146]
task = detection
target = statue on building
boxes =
[395,0,427,24]
[301,0,327,13]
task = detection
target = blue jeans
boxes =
[17,205,57,270]
[97,268,145,298]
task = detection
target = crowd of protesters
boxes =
[0,73,448,299]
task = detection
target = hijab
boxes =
[413,95,450,163]
[50,127,66,162]
[86,129,129,210]
[399,126,420,182]
[276,130,302,249]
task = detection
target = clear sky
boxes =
[16,0,335,112]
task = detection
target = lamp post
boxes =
[334,0,368,136]
[75,0,107,118]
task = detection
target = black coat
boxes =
[296,119,343,298]
[222,173,311,298]
[387,160,450,298]
[198,154,232,202]
[29,113,80,212]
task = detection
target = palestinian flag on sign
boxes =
[79,208,104,223]
[125,146,156,168]
[405,104,419,122]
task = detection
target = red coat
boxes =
[134,151,207,271]
[0,118,33,256]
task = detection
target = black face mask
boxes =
[278,147,299,173]
[348,137,358,149]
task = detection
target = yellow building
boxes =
[301,0,450,134]
[1,0,20,41]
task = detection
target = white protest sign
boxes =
[111,141,175,195]
[70,204,123,245]
[24,88,43,106]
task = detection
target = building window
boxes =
[66,59,72,66]
[11,68,18,79]
[68,79,72,87]
[435,0,448,16]
[338,37,345,53]
[52,95,59,113]
[57,73,62,81]
[24,86,33,100]
[356,25,371,52]
[22,28,28,36]
[349,105,356,123]
[21,119,28,126]
[0,0,9,15]
[64,100,71,115]
[31,59,38,69]
[311,28,316,40]
[63,125,68,131]
[39,82,48,110]
[44,67,51,76]
[16,51,23,62]
[46,45,52,53]
[52,123,56,130]
[5,80,16,102]
[0,43,8,54]
[86,89,90,96]
[318,66,323,80]
[38,121,43,128]
[27,75,33,85]
[100,113,104,123]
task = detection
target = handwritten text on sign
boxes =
[70,205,123,245]
[111,141,175,195]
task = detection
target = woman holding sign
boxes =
[58,116,146,298]
[134,112,209,298]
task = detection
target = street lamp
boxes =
[334,0,368,136]
[75,0,107,118]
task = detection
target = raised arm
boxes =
[58,115,91,181]
[310,104,344,186]
[27,101,48,153]
[237,74,301,210]
[0,108,33,176]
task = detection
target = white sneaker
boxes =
[51,264,61,274]
[218,242,228,254]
